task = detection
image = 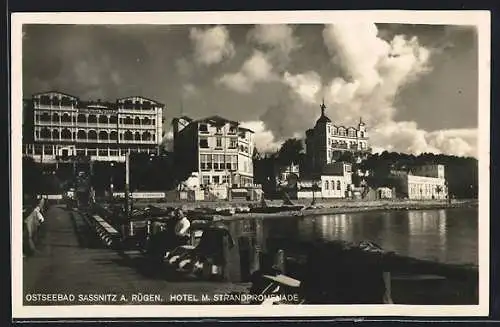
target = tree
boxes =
[277,138,303,165]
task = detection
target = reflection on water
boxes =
[226,208,478,269]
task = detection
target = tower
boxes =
[358,117,366,138]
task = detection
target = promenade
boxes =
[22,205,248,306]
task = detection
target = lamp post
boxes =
[110,162,114,200]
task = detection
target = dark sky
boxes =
[21,23,479,156]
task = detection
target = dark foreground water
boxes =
[224,207,478,270]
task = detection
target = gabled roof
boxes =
[31,91,80,99]
[116,95,164,107]
[195,115,238,126]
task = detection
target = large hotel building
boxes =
[305,101,371,173]
[22,91,165,163]
[172,115,255,188]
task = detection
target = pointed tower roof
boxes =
[316,98,331,125]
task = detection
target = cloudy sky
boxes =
[22,23,478,157]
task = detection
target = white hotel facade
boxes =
[23,91,164,163]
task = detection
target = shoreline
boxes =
[216,199,478,221]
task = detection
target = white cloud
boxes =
[248,24,301,60]
[282,71,322,105]
[257,23,477,158]
[240,121,282,153]
[189,25,235,65]
[182,83,197,97]
[218,50,275,93]
[370,122,477,157]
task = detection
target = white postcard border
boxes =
[10,10,491,319]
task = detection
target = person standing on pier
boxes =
[173,208,191,246]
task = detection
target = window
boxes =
[330,181,335,190]
[77,114,86,123]
[231,155,238,171]
[99,115,108,124]
[216,137,222,148]
[200,154,210,171]
[199,124,208,133]
[109,116,118,124]
[324,181,329,190]
[77,130,86,139]
[40,112,50,122]
[229,138,237,149]
[61,128,72,139]
[99,131,108,140]
[88,115,97,124]
[222,175,229,184]
[199,138,209,148]
[202,176,210,185]
[88,130,98,140]
[134,117,141,125]
[44,146,53,155]
[110,150,118,156]
[134,132,141,141]
[124,130,133,140]
[34,145,42,155]
[213,154,224,170]
[360,131,365,138]
[87,149,97,156]
[212,176,220,184]
[98,149,108,156]
[76,149,86,156]
[215,127,222,134]
[336,180,341,190]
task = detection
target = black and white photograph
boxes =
[11,11,490,318]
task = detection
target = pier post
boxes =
[274,249,286,274]
[125,153,132,236]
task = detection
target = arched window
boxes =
[88,115,97,124]
[330,181,335,190]
[61,128,71,139]
[124,100,133,109]
[110,131,118,140]
[40,95,50,105]
[124,116,133,125]
[134,101,141,110]
[77,114,86,123]
[52,113,59,122]
[142,117,151,125]
[61,113,71,123]
[52,129,59,139]
[134,132,141,141]
[134,117,141,125]
[88,130,97,140]
[98,115,108,124]
[99,131,108,140]
[324,181,329,190]
[109,116,118,124]
[124,130,133,140]
[142,131,151,141]
[77,130,86,139]
[336,180,341,190]
[40,128,50,139]
[51,96,60,106]
[61,97,72,107]
[40,112,50,122]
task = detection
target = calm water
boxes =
[225,207,478,268]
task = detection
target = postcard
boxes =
[11,10,490,319]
